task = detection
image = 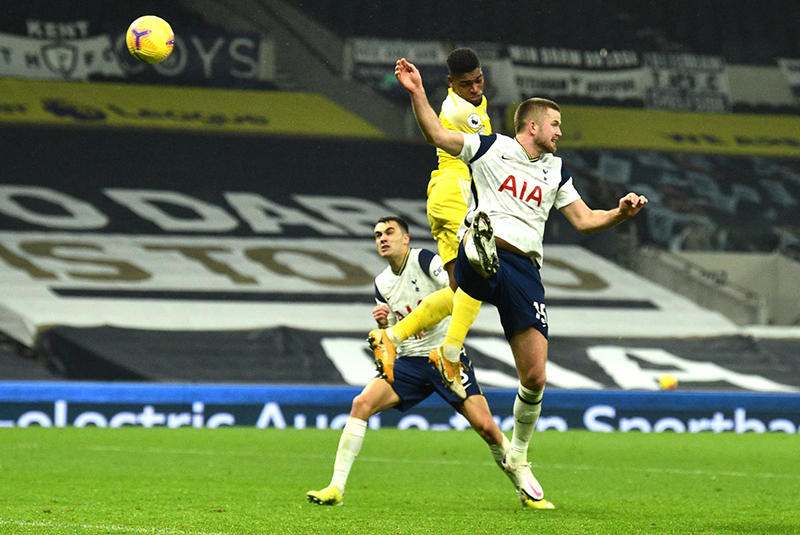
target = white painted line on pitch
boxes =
[0,519,231,535]
[355,456,800,480]
[69,444,800,481]
[87,445,238,456]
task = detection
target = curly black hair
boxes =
[446,48,481,77]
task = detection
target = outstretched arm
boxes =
[395,58,464,156]
[560,192,648,234]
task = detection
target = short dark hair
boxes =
[376,216,409,234]
[446,48,480,77]
[513,97,561,133]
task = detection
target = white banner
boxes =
[506,46,645,102]
[514,65,646,101]
[346,39,739,112]
[643,52,732,112]
[347,39,648,105]
[0,32,124,80]
[348,37,447,66]
[507,45,640,69]
[777,58,800,103]
[345,38,451,101]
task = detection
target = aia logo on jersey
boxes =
[498,174,542,206]
[396,299,423,320]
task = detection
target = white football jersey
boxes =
[458,133,581,266]
[374,248,449,358]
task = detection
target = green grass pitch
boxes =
[1,427,798,534]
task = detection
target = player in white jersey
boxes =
[395,57,648,506]
[307,216,550,509]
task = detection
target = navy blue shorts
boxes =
[389,354,483,411]
[454,242,548,341]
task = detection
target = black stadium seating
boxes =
[562,149,800,254]
[293,0,800,64]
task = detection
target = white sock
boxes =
[385,329,402,347]
[329,417,367,494]
[510,386,543,464]
[442,344,462,364]
[489,434,511,467]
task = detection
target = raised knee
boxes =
[350,394,371,419]
[519,372,546,392]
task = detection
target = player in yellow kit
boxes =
[369,49,489,396]
[428,48,492,276]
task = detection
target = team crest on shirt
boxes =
[467,113,482,130]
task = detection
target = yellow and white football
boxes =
[126,15,175,64]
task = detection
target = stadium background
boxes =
[1,0,799,431]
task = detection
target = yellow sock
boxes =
[442,289,482,362]
[390,287,454,342]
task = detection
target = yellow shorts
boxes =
[426,170,471,266]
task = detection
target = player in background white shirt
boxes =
[307,217,546,508]
[395,58,648,508]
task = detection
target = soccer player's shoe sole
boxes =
[428,346,466,400]
[367,329,396,383]
[521,496,555,509]
[470,211,499,276]
[306,485,343,506]
[501,453,547,504]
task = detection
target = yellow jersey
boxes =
[434,88,492,176]
[425,88,492,265]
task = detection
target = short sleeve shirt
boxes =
[458,133,581,266]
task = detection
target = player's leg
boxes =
[486,254,552,508]
[428,292,476,400]
[431,351,508,465]
[429,283,482,397]
[508,326,548,463]
[430,235,495,398]
[458,393,541,505]
[445,361,550,509]
[368,286,454,383]
[427,193,483,370]
[457,394,510,467]
[307,378,400,505]
[501,326,553,508]
[487,252,548,465]
[440,256,483,362]
[431,220,496,396]
[432,203,501,370]
[370,284,454,351]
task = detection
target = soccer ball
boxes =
[126,15,174,64]
[658,374,678,391]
